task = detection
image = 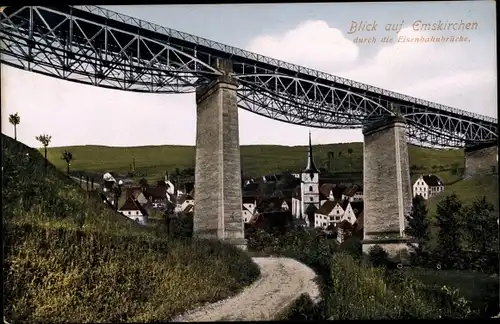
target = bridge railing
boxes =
[70,5,497,125]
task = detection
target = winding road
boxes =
[172,257,321,322]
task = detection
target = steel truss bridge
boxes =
[1,5,497,148]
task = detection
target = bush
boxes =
[327,253,468,319]
[368,245,390,268]
[275,293,321,321]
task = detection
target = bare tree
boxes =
[36,134,52,169]
[61,150,73,178]
[8,113,20,140]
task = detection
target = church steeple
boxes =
[304,130,320,174]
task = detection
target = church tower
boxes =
[301,131,320,220]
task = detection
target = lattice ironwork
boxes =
[1,5,497,148]
[0,6,221,93]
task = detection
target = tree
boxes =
[8,113,20,140]
[463,196,497,255]
[139,178,149,187]
[61,150,73,177]
[112,185,122,211]
[435,193,463,266]
[35,134,52,169]
[405,195,431,251]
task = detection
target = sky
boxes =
[1,1,497,148]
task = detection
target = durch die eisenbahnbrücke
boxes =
[1,6,497,254]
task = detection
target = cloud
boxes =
[246,21,497,121]
[247,20,360,72]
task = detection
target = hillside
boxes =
[427,174,498,214]
[2,134,260,323]
[45,142,465,183]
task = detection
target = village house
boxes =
[176,192,194,213]
[413,174,445,200]
[256,197,289,215]
[314,200,363,230]
[125,187,148,205]
[142,186,169,210]
[118,197,149,225]
[314,200,349,228]
[341,184,364,202]
[242,197,258,223]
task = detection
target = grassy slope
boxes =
[426,174,499,216]
[424,174,498,247]
[45,142,464,182]
[2,134,259,323]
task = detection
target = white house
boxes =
[118,198,148,225]
[314,200,349,229]
[176,193,194,213]
[413,174,445,200]
[242,197,258,223]
[340,202,357,224]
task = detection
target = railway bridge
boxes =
[1,5,497,256]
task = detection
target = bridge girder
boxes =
[0,5,497,148]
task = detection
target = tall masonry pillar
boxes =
[193,58,247,250]
[463,140,498,180]
[361,115,415,261]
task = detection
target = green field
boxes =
[3,134,259,322]
[44,142,465,183]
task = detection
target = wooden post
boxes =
[86,176,90,197]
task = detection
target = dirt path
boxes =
[171,257,321,322]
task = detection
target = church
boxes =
[291,131,321,226]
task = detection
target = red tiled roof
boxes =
[316,200,337,215]
[340,200,350,210]
[143,187,167,200]
[422,174,444,187]
[243,197,256,204]
[342,185,359,197]
[319,183,334,197]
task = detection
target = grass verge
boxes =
[2,134,260,323]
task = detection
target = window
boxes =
[309,186,313,192]
[128,211,131,215]
[310,197,313,201]
[336,210,340,214]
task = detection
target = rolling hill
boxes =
[45,142,465,184]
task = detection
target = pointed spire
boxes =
[304,130,320,174]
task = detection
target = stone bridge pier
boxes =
[361,115,416,261]
[463,140,498,180]
[193,58,247,250]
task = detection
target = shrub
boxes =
[368,245,390,268]
[328,253,446,319]
[274,293,320,321]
